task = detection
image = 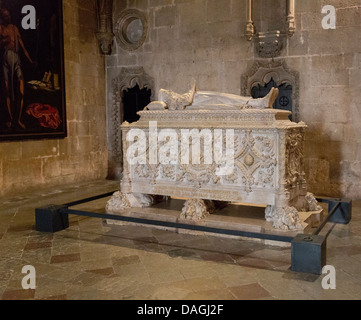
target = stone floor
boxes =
[1,179,361,300]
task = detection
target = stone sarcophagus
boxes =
[107,86,322,231]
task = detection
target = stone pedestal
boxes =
[106,198,325,246]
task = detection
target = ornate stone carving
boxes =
[108,85,322,231]
[180,199,216,221]
[112,67,155,97]
[286,0,296,37]
[255,31,286,59]
[106,191,158,212]
[245,0,255,41]
[128,126,278,194]
[231,130,277,193]
[96,0,114,55]
[108,67,154,179]
[115,9,148,51]
[241,60,300,122]
[179,164,221,188]
[285,128,306,187]
[245,21,255,42]
[305,192,322,211]
[265,205,303,231]
[244,0,296,57]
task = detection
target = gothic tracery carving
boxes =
[241,60,300,122]
[108,67,154,179]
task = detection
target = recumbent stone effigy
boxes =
[106,83,322,231]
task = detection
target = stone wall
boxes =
[107,0,361,199]
[0,0,108,197]
[285,0,361,199]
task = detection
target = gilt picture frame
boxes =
[0,0,66,141]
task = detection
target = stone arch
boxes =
[241,60,299,121]
[107,66,154,179]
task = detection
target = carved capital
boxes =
[96,31,114,55]
[245,21,255,41]
[286,15,296,37]
[255,31,285,59]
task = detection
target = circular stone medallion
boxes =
[115,9,148,51]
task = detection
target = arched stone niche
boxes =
[107,67,154,179]
[241,60,300,122]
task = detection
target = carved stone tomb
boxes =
[106,86,323,236]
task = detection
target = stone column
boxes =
[245,0,255,41]
[286,0,296,37]
[120,125,132,193]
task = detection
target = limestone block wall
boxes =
[0,0,108,197]
[286,0,361,199]
[107,0,361,200]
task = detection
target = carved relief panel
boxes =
[125,126,281,200]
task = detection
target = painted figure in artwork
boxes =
[0,8,34,129]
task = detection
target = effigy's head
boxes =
[158,89,171,104]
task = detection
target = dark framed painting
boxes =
[0,0,66,141]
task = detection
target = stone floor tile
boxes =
[236,256,276,270]
[24,241,53,251]
[33,278,68,300]
[38,294,67,300]
[170,276,227,292]
[113,255,141,266]
[50,253,81,264]
[179,264,219,280]
[147,284,192,300]
[85,267,114,276]
[184,288,236,300]
[1,289,35,300]
[228,283,271,300]
[21,247,53,265]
